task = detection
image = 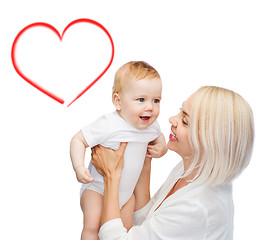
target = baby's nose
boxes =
[145,101,153,111]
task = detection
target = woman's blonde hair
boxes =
[187,86,254,186]
[112,61,161,95]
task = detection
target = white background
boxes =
[1,0,264,239]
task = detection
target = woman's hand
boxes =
[91,143,128,226]
[91,142,128,179]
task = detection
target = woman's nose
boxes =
[169,115,178,127]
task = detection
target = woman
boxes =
[91,86,254,239]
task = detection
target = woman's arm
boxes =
[134,156,152,211]
[92,145,208,240]
[98,193,207,240]
[134,134,167,211]
[101,172,121,225]
[91,143,128,226]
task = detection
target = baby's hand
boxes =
[74,166,94,184]
[146,143,168,158]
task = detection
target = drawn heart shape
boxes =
[11,18,114,107]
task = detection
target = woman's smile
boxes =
[169,129,178,142]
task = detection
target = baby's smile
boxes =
[140,116,151,123]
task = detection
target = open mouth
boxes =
[140,116,150,121]
[170,129,178,141]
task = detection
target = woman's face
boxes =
[167,94,194,160]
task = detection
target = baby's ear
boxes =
[113,93,121,111]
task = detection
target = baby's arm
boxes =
[146,133,168,158]
[70,130,94,183]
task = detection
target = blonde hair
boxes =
[112,61,161,95]
[186,86,254,186]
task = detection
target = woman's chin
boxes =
[167,142,177,152]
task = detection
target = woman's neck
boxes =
[182,157,199,183]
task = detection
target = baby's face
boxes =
[117,77,162,129]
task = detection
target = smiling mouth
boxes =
[170,129,178,140]
[140,116,150,121]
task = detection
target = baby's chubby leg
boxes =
[120,193,136,231]
[80,189,103,240]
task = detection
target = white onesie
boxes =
[80,111,161,208]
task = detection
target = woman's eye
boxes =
[137,98,145,102]
[182,118,189,126]
[153,99,160,103]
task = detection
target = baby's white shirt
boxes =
[81,111,161,205]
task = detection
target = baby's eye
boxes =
[153,99,160,103]
[137,98,145,102]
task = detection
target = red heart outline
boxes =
[11,18,115,107]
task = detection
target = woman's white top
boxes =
[98,162,234,240]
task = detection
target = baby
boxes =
[70,61,167,240]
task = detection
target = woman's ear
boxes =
[113,93,121,111]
